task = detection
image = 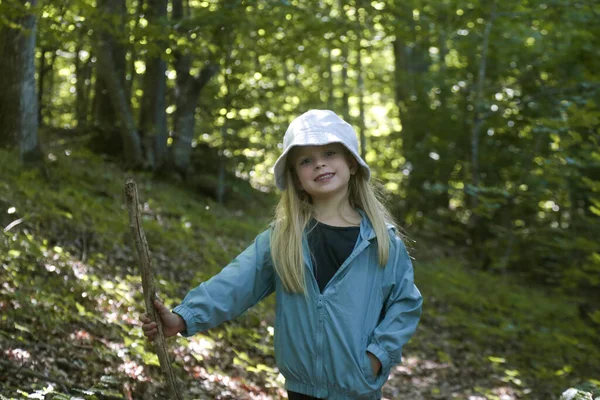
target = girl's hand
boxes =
[367,351,381,376]
[140,300,186,341]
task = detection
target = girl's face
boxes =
[289,143,357,200]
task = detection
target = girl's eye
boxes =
[299,158,311,165]
[325,151,336,156]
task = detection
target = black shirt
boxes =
[307,219,360,293]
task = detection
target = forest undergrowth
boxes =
[0,135,598,400]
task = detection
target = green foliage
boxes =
[2,0,600,397]
[414,252,600,398]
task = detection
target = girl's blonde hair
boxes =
[270,156,399,294]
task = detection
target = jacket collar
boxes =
[293,209,396,241]
[357,209,397,241]
[358,209,374,241]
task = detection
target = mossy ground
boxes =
[0,135,598,399]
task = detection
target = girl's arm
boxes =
[172,228,275,337]
[367,234,423,374]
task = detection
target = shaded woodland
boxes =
[1,0,599,399]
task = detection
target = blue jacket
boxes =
[173,211,423,399]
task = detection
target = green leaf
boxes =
[75,302,86,315]
[14,323,30,332]
[8,250,21,257]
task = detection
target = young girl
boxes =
[140,109,423,400]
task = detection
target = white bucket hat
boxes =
[273,109,371,190]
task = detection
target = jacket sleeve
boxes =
[366,234,423,373]
[172,228,275,337]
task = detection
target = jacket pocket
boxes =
[360,334,376,383]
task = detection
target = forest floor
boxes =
[0,136,598,400]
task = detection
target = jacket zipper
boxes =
[322,239,370,294]
[316,293,324,388]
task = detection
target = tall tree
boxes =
[0,0,42,163]
[468,1,497,256]
[93,0,143,166]
[93,0,127,130]
[74,35,93,127]
[391,4,436,215]
[138,0,168,169]
[168,0,218,176]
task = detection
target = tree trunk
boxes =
[95,38,143,167]
[85,50,94,120]
[43,50,58,127]
[126,0,144,101]
[37,48,48,125]
[337,0,350,122]
[216,45,233,205]
[327,48,334,109]
[139,55,168,169]
[217,126,227,204]
[168,0,218,175]
[139,0,168,169]
[93,0,127,132]
[0,0,42,163]
[94,39,143,166]
[392,12,435,221]
[357,42,366,158]
[93,0,142,166]
[20,3,39,163]
[468,2,496,228]
[75,37,92,127]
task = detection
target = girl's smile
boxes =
[314,172,335,182]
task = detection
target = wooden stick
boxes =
[124,179,184,400]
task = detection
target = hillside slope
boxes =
[0,141,598,400]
